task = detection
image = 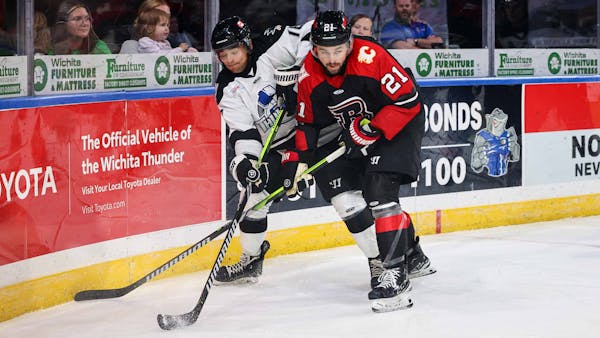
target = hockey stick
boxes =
[74,109,287,302]
[73,223,231,301]
[157,144,347,330]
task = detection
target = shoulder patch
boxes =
[298,64,309,83]
[357,46,376,64]
[225,80,242,95]
[263,25,283,37]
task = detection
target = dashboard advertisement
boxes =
[0,96,222,266]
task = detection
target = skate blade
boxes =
[214,276,259,286]
[408,266,437,279]
[371,292,413,313]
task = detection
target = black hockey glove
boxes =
[342,117,381,159]
[229,154,269,193]
[281,150,314,198]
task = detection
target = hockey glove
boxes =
[342,117,381,159]
[281,150,314,198]
[274,65,300,116]
[229,154,269,193]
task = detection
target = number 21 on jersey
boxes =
[381,66,409,95]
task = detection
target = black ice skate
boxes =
[368,266,413,313]
[215,240,270,284]
[406,236,436,279]
[368,256,384,288]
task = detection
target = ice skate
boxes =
[368,266,413,313]
[215,240,270,284]
[407,236,436,279]
[368,256,384,288]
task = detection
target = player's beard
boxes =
[325,62,342,75]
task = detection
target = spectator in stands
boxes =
[380,0,443,49]
[120,0,172,53]
[496,0,529,48]
[0,8,16,56]
[138,0,171,16]
[50,0,111,54]
[168,15,198,48]
[349,14,373,37]
[410,0,423,22]
[34,11,51,55]
[134,8,197,53]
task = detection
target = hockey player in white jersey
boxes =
[211,16,313,283]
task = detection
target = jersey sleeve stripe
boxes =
[394,91,420,108]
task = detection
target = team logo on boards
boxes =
[154,56,171,85]
[547,52,561,75]
[470,108,520,177]
[416,53,432,77]
[33,59,48,92]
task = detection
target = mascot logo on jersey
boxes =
[358,46,376,64]
[470,108,520,177]
[328,96,374,128]
[256,85,279,133]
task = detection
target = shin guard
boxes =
[372,203,411,269]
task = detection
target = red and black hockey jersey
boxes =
[296,36,423,153]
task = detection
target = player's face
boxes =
[314,42,351,75]
[216,45,249,74]
[351,18,372,37]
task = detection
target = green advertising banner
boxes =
[389,49,489,79]
[33,52,213,95]
[495,49,599,77]
[0,56,27,98]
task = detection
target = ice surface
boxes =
[1,216,599,338]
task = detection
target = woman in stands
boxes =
[50,0,110,54]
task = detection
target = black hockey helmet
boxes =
[311,11,351,46]
[211,16,252,51]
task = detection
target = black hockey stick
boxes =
[74,109,287,302]
[73,222,232,301]
[156,144,347,330]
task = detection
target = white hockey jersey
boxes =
[215,21,313,158]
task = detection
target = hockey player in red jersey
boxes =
[282,10,435,312]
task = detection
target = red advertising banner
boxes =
[524,83,600,133]
[523,82,600,185]
[0,96,222,266]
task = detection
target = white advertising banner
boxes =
[523,129,600,186]
[33,52,213,95]
[0,56,27,98]
[389,49,489,78]
[495,49,599,77]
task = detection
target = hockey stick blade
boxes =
[157,189,248,330]
[156,145,346,330]
[73,221,232,301]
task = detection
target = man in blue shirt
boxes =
[380,0,443,49]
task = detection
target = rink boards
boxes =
[1,78,600,322]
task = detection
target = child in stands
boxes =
[134,8,197,53]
